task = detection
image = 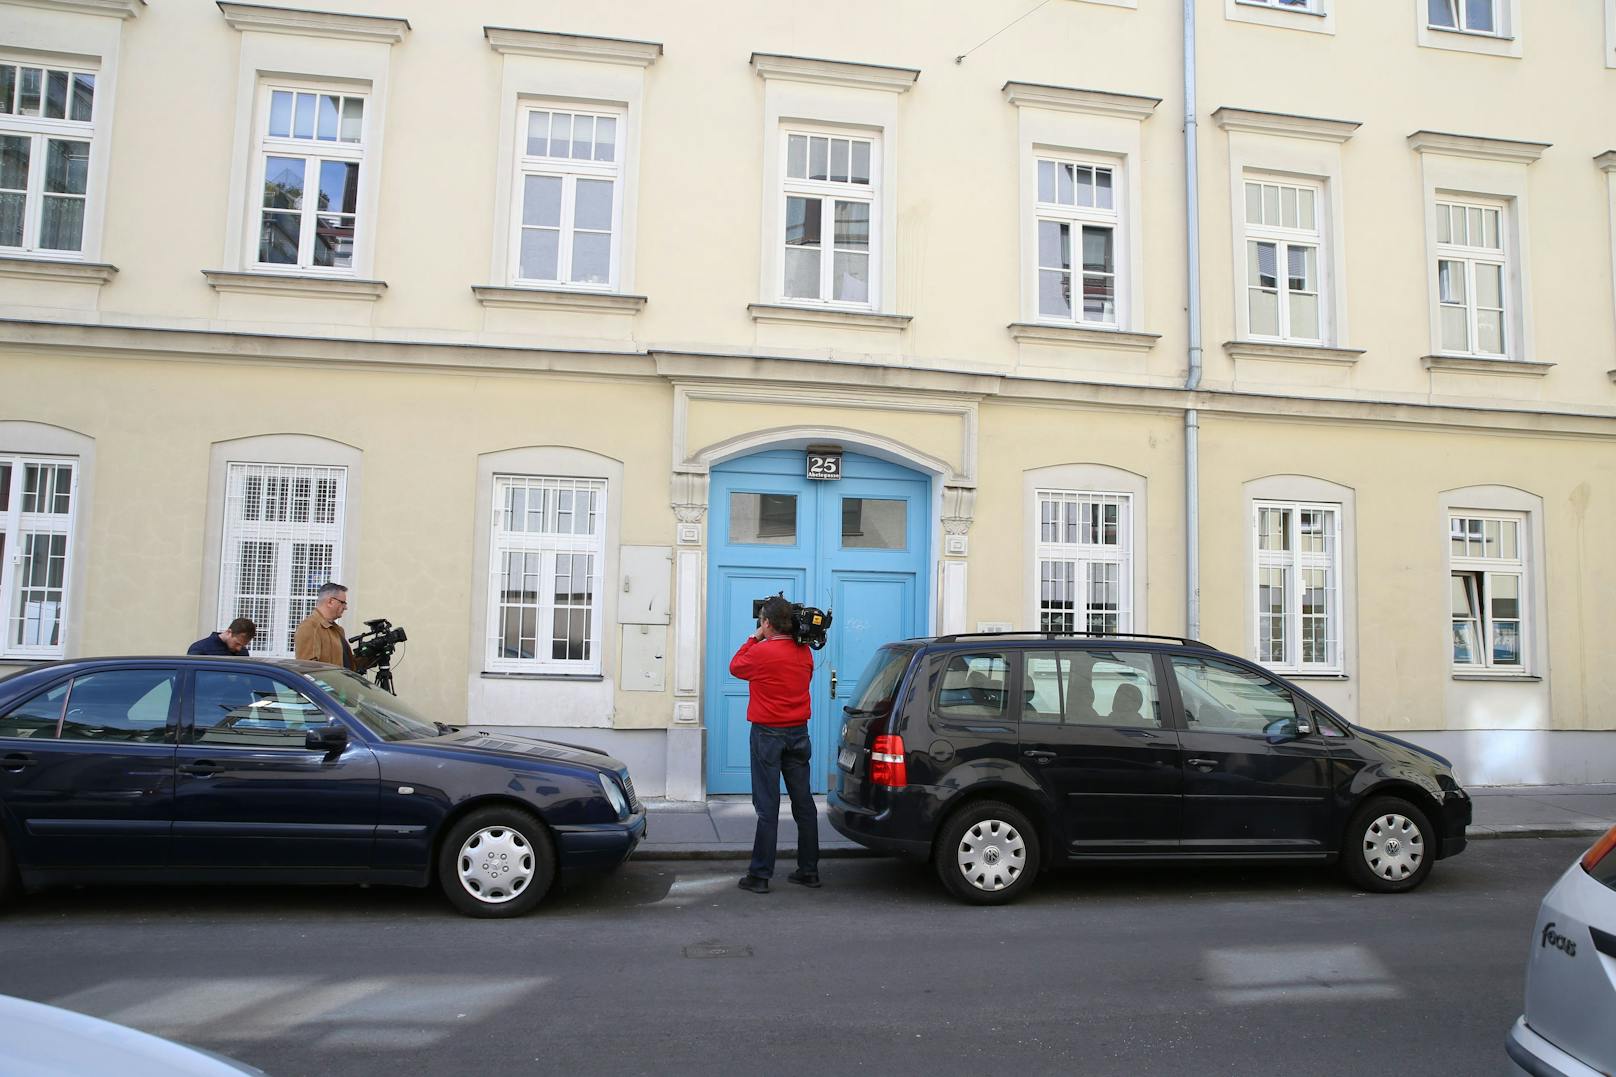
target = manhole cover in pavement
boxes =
[683,943,753,959]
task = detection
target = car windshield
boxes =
[309,669,442,742]
[848,645,915,714]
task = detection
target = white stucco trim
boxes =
[217,3,409,45]
[1226,0,1334,36]
[1022,462,1149,636]
[0,420,93,662]
[1414,0,1523,58]
[484,27,662,67]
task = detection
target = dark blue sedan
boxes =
[0,657,646,918]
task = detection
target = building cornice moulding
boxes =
[1422,354,1555,377]
[1225,340,1364,365]
[748,303,912,331]
[217,2,409,44]
[750,53,919,93]
[3,0,143,18]
[1009,323,1161,351]
[483,27,663,66]
[472,285,646,314]
[0,256,116,285]
[202,269,387,301]
[1407,130,1549,164]
[1213,107,1360,143]
[1003,82,1160,121]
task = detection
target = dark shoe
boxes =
[737,874,770,894]
[788,870,822,888]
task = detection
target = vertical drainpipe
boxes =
[1182,0,1203,641]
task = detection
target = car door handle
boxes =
[1,752,35,771]
[1023,750,1056,764]
[179,761,225,777]
[1186,757,1218,769]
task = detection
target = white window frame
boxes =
[1416,0,1521,56]
[1252,500,1342,674]
[0,56,99,258]
[0,455,78,660]
[1033,153,1124,328]
[217,462,348,658]
[1426,0,1505,36]
[1227,0,1334,33]
[486,475,607,676]
[248,80,368,275]
[1242,0,1321,9]
[777,125,881,310]
[507,102,625,291]
[1035,490,1134,635]
[1448,511,1527,673]
[1243,176,1326,344]
[1433,196,1509,358]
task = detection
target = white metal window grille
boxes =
[0,59,95,255]
[1253,501,1341,672]
[488,476,606,674]
[0,456,77,658]
[1037,491,1132,634]
[1036,158,1119,326]
[1245,179,1322,342]
[782,130,877,307]
[218,463,346,656]
[1435,200,1506,356]
[513,106,623,289]
[255,86,366,272]
[1449,513,1525,670]
[1428,0,1501,35]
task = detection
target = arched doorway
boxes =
[703,449,932,793]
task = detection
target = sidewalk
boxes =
[635,784,1616,860]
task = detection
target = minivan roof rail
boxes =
[929,630,1216,649]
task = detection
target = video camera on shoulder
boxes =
[752,593,832,651]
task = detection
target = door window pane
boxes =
[1170,656,1296,735]
[728,492,797,545]
[58,668,176,743]
[0,680,68,739]
[936,653,1008,719]
[840,498,906,549]
[191,670,331,747]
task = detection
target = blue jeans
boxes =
[748,723,818,880]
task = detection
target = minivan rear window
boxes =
[847,645,915,715]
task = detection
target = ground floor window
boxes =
[1036,490,1132,634]
[1449,511,1525,670]
[0,455,76,657]
[1253,500,1341,673]
[487,475,606,674]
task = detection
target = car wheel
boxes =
[1342,796,1435,893]
[436,806,556,918]
[934,800,1041,906]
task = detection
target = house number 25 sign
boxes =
[805,450,843,480]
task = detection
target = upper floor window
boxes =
[1428,0,1502,35]
[1449,513,1525,671]
[1254,500,1340,673]
[487,475,606,674]
[1244,0,1321,10]
[0,60,95,256]
[1036,490,1132,634]
[1036,157,1120,327]
[255,85,366,272]
[0,456,77,659]
[513,105,622,289]
[781,129,877,307]
[1245,179,1323,343]
[1435,199,1507,357]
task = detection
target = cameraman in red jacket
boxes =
[730,595,820,894]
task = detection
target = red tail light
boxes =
[1581,824,1616,874]
[869,734,908,787]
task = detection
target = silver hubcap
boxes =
[1362,813,1424,881]
[957,818,1026,892]
[457,826,534,904]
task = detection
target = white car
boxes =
[1507,824,1616,1076]
[0,994,261,1076]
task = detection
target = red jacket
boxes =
[729,635,814,727]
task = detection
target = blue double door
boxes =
[705,451,930,793]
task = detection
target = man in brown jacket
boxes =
[292,582,366,670]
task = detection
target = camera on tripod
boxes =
[348,617,407,693]
[752,593,833,650]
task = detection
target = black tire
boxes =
[933,800,1041,906]
[1341,796,1435,893]
[436,806,556,918]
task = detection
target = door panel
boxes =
[706,565,807,795]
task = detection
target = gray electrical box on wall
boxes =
[619,546,672,625]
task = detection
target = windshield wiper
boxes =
[433,721,462,736]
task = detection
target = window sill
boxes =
[480,671,605,682]
[1009,322,1162,351]
[1225,340,1364,365]
[1451,672,1540,682]
[1277,672,1349,681]
[472,285,646,314]
[1427,25,1514,42]
[748,303,912,331]
[1422,354,1554,378]
[0,255,117,286]
[1228,2,1332,36]
[203,270,387,301]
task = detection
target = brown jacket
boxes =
[293,611,356,669]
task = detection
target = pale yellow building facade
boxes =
[2,0,1613,794]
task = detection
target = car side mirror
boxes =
[1296,714,1314,736]
[306,724,347,754]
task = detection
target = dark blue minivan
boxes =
[0,657,645,917]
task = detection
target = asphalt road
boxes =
[0,838,1582,1076]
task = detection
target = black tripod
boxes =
[370,652,396,695]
